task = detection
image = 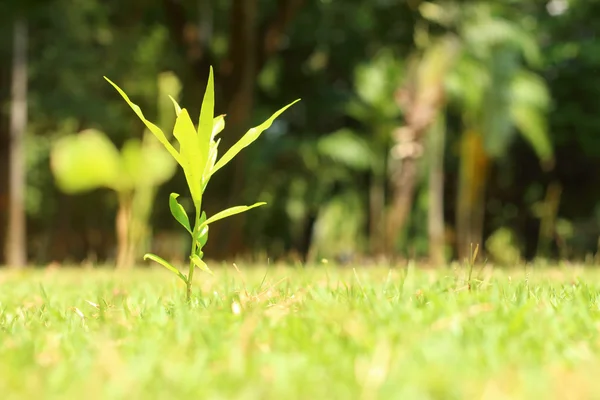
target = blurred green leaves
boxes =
[444,2,553,165]
[317,129,375,171]
[50,129,176,194]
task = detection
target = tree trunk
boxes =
[385,36,459,258]
[368,170,385,255]
[427,112,446,267]
[115,193,134,269]
[0,88,8,265]
[536,181,562,259]
[456,129,489,261]
[5,19,28,268]
[385,145,422,257]
[217,0,260,258]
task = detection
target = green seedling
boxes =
[105,67,300,301]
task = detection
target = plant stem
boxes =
[186,205,201,302]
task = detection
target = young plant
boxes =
[105,67,299,301]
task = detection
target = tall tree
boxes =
[444,3,554,259]
[427,110,447,266]
[5,17,28,268]
[386,33,458,257]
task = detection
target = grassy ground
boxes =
[1,264,600,399]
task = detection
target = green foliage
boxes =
[309,191,366,260]
[317,128,376,172]
[351,49,404,121]
[10,0,600,264]
[107,67,299,300]
[485,227,523,266]
[444,2,553,163]
[510,70,553,163]
[51,129,176,194]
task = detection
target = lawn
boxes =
[1,264,600,399]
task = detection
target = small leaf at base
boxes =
[191,254,214,275]
[168,95,182,116]
[169,193,192,234]
[144,253,188,283]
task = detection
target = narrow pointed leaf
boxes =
[512,107,553,163]
[203,138,221,187]
[212,115,226,139]
[195,211,209,249]
[169,193,192,234]
[197,67,215,169]
[104,77,182,165]
[200,202,267,229]
[168,95,182,116]
[173,109,204,205]
[144,253,187,282]
[191,254,214,275]
[510,70,553,163]
[195,224,209,248]
[212,99,300,174]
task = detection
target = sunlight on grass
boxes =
[0,265,599,399]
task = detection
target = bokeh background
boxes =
[0,0,597,268]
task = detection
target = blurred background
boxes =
[0,0,598,269]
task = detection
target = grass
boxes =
[1,264,600,399]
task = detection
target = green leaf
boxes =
[137,141,178,187]
[143,253,187,283]
[512,107,552,163]
[203,137,221,188]
[157,72,182,132]
[168,95,182,116]
[190,254,213,275]
[317,128,375,171]
[104,77,182,166]
[199,67,215,139]
[173,109,205,206]
[510,71,554,162]
[119,139,144,189]
[50,129,123,193]
[169,193,192,234]
[121,139,177,189]
[212,99,301,174]
[354,50,403,114]
[212,115,226,139]
[200,202,267,229]
[197,66,215,184]
[195,224,209,248]
[194,211,209,248]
